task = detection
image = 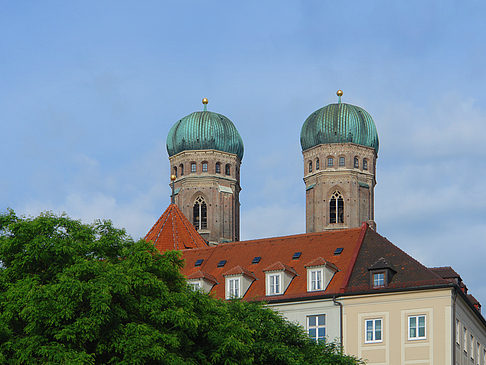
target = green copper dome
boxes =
[166,107,244,161]
[300,101,379,153]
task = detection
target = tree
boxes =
[0,210,362,364]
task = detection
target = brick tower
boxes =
[300,90,379,232]
[166,98,244,245]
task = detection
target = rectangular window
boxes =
[476,342,480,364]
[228,278,240,298]
[365,319,382,343]
[307,314,325,342]
[202,162,208,172]
[215,163,221,173]
[470,335,474,359]
[269,274,281,295]
[316,159,320,170]
[354,157,359,168]
[464,327,467,352]
[327,157,333,167]
[372,272,385,288]
[456,320,460,344]
[310,269,322,291]
[189,282,201,291]
[339,156,345,166]
[191,162,196,173]
[409,315,426,340]
[363,159,368,170]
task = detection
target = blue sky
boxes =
[1,1,486,305]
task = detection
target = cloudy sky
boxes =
[2,2,485,305]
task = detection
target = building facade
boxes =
[146,92,486,364]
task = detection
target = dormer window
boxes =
[305,257,338,292]
[368,257,396,289]
[223,266,256,299]
[372,272,385,288]
[228,277,240,298]
[263,262,297,296]
[310,269,323,291]
[187,270,218,293]
[268,273,281,295]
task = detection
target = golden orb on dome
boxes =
[336,90,343,97]
[202,97,208,105]
[170,174,176,181]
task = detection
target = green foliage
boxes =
[0,210,362,364]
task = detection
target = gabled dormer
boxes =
[187,270,218,293]
[223,266,256,299]
[368,257,396,289]
[263,262,297,296]
[304,257,338,292]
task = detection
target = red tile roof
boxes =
[145,204,208,251]
[223,265,258,280]
[181,225,367,301]
[187,270,218,284]
[263,262,298,276]
[304,257,338,271]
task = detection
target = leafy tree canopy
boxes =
[0,210,362,364]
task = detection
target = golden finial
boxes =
[202,98,208,105]
[336,90,343,104]
[170,174,176,181]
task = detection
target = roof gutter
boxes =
[333,296,343,350]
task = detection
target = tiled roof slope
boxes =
[429,266,461,282]
[145,204,208,251]
[346,229,449,292]
[181,225,367,302]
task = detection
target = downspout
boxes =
[333,296,343,351]
[452,288,457,365]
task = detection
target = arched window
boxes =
[179,164,184,176]
[173,166,178,177]
[191,162,197,173]
[225,164,231,176]
[316,158,320,170]
[354,157,359,169]
[202,161,208,172]
[329,191,344,224]
[339,156,345,167]
[363,159,368,170]
[327,157,334,167]
[215,162,221,174]
[309,161,312,173]
[193,196,207,230]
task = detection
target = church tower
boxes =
[300,90,379,232]
[166,98,244,245]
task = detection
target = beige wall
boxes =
[341,288,453,365]
[267,299,341,344]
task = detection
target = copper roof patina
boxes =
[166,107,244,161]
[300,101,379,153]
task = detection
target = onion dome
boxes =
[300,90,379,153]
[166,98,244,161]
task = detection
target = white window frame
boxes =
[309,269,323,291]
[464,327,468,353]
[408,315,426,340]
[365,319,383,343]
[470,335,474,359]
[188,282,201,291]
[267,273,281,295]
[227,277,241,299]
[307,314,326,342]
